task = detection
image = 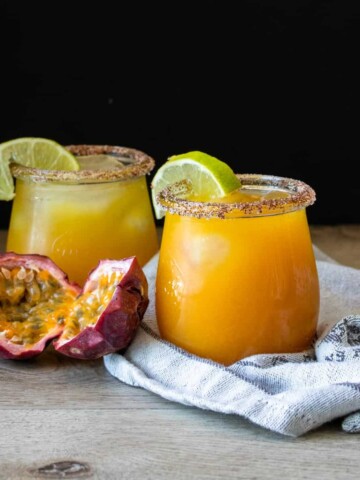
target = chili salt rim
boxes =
[156,174,316,219]
[10,145,155,184]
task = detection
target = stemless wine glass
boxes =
[6,144,159,286]
[155,174,320,365]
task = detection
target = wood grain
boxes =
[1,226,360,479]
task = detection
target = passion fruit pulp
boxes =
[0,253,148,360]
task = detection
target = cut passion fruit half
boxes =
[0,252,81,360]
[53,257,149,359]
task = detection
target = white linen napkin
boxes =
[104,247,360,437]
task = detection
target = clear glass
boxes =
[155,174,320,365]
[6,145,159,286]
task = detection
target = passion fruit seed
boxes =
[0,266,77,346]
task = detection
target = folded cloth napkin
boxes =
[104,246,360,437]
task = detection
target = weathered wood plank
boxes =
[0,347,173,410]
[311,224,360,269]
[0,409,358,480]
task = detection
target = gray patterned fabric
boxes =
[104,249,360,437]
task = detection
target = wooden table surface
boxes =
[1,225,360,480]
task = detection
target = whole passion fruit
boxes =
[0,253,148,360]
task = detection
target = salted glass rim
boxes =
[156,173,316,219]
[9,144,155,184]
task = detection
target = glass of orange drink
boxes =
[6,145,159,286]
[155,174,320,365]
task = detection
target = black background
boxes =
[1,1,359,228]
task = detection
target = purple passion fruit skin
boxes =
[0,252,81,360]
[0,253,149,361]
[52,256,149,360]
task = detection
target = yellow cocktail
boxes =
[6,145,158,286]
[155,174,319,365]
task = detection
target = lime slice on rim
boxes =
[0,137,80,200]
[150,150,242,219]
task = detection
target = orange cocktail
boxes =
[155,174,319,365]
[6,145,158,286]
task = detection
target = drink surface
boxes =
[188,184,291,214]
[6,156,158,286]
[156,185,319,365]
